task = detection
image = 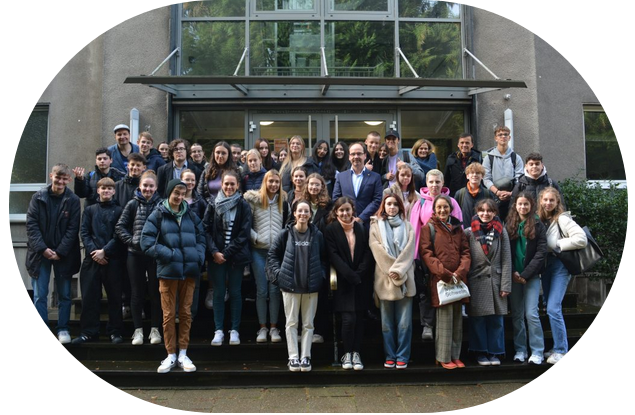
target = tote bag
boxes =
[437,276,470,306]
[557,223,604,275]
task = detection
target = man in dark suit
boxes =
[332,142,383,230]
[157,138,203,198]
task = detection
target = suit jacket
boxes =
[157,162,203,198]
[332,168,383,227]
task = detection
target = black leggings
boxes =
[127,252,162,329]
[340,310,365,354]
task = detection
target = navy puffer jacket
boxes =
[116,190,162,254]
[140,203,206,280]
[266,223,326,294]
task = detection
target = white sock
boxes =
[168,353,177,362]
[178,349,187,359]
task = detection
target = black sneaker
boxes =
[110,334,124,344]
[71,334,96,345]
[288,359,301,372]
[300,357,312,372]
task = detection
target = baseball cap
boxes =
[385,129,400,140]
[113,124,130,133]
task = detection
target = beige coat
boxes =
[369,216,417,302]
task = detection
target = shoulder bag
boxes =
[556,223,604,275]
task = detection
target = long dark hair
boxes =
[255,138,276,170]
[327,196,356,224]
[375,193,406,220]
[506,191,537,240]
[310,139,336,181]
[205,141,238,182]
[332,141,351,172]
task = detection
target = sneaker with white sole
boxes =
[422,326,433,340]
[528,354,543,365]
[341,353,353,370]
[270,327,282,343]
[178,355,197,372]
[312,334,324,344]
[300,357,312,372]
[204,289,214,309]
[543,349,554,359]
[513,352,526,363]
[288,359,301,372]
[256,327,268,343]
[229,330,240,345]
[547,352,564,364]
[352,352,364,371]
[149,327,162,345]
[157,356,176,374]
[131,328,144,346]
[211,330,224,346]
[489,355,501,366]
[58,331,71,344]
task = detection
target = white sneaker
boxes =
[229,330,240,345]
[131,328,144,346]
[341,353,353,370]
[157,356,176,374]
[528,354,543,365]
[211,330,224,346]
[58,331,71,344]
[178,355,197,372]
[270,327,282,343]
[312,334,324,344]
[547,352,564,364]
[543,349,554,359]
[205,289,214,309]
[256,327,268,343]
[513,352,526,363]
[352,352,364,371]
[149,327,162,345]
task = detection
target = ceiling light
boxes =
[260,121,274,126]
[364,121,383,126]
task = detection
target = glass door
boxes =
[251,114,320,156]
[325,113,395,147]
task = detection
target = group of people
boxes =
[26,123,588,374]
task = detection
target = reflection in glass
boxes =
[399,22,461,78]
[400,110,465,171]
[250,21,321,76]
[256,0,314,11]
[399,1,461,18]
[330,0,388,12]
[179,111,245,155]
[260,121,318,153]
[12,108,48,184]
[325,21,394,77]
[584,111,624,180]
[182,1,245,17]
[181,22,246,76]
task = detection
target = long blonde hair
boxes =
[259,169,286,212]
[538,187,565,223]
[280,135,307,174]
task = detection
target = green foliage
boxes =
[399,22,462,78]
[559,177,628,280]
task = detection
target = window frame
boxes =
[583,104,625,189]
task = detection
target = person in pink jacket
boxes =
[409,169,462,341]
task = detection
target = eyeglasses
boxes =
[496,133,510,137]
[174,147,187,152]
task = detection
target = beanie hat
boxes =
[166,179,186,198]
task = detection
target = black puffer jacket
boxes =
[81,199,124,258]
[115,190,162,254]
[114,175,141,208]
[25,186,81,278]
[203,197,252,266]
[140,202,206,280]
[266,223,326,294]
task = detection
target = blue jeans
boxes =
[468,315,505,356]
[542,256,571,354]
[209,261,243,331]
[510,277,544,357]
[32,258,72,333]
[379,297,413,364]
[252,248,281,326]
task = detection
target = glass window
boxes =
[584,108,624,181]
[399,1,461,18]
[179,110,245,156]
[400,109,465,171]
[181,22,246,76]
[325,21,395,77]
[330,120,386,147]
[182,1,245,18]
[250,21,322,76]
[256,0,315,12]
[330,0,389,12]
[259,121,317,153]
[399,22,462,78]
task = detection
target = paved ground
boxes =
[125,383,526,412]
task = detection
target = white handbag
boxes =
[436,276,470,306]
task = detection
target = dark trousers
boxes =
[127,252,162,329]
[79,257,123,337]
[314,282,330,338]
[341,310,365,354]
[418,289,436,329]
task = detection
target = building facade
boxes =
[10,1,622,290]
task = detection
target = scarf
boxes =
[214,190,241,228]
[162,199,188,225]
[337,218,356,261]
[470,215,503,256]
[467,181,480,198]
[380,215,407,258]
